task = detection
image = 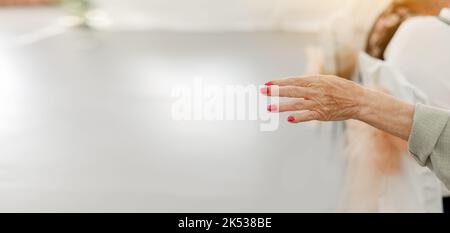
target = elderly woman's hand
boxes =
[262,75,366,123]
[262,75,415,140]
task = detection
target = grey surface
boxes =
[0,29,343,212]
[0,6,64,42]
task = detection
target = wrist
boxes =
[354,86,377,122]
[352,86,416,140]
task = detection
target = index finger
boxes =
[267,75,318,87]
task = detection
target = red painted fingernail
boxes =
[260,87,268,94]
[288,116,295,122]
[267,104,278,112]
[265,81,273,86]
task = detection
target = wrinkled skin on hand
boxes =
[264,75,365,123]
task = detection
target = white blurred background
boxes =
[1,0,391,36]
[92,0,385,31]
[0,0,394,212]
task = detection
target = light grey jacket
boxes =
[409,104,450,189]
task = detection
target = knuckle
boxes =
[288,87,298,96]
[315,110,327,120]
[294,101,304,109]
[310,111,321,120]
[322,106,331,113]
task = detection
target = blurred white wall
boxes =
[93,0,391,32]
[0,0,392,41]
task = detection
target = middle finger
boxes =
[261,86,314,98]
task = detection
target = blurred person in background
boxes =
[300,0,450,212]
[366,0,450,59]
[289,1,450,212]
[305,0,450,79]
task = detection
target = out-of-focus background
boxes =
[1,0,391,45]
[0,0,393,212]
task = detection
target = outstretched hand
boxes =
[262,75,365,123]
[261,75,415,140]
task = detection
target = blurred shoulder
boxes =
[395,16,444,37]
[385,16,445,58]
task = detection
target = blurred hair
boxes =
[366,0,450,59]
